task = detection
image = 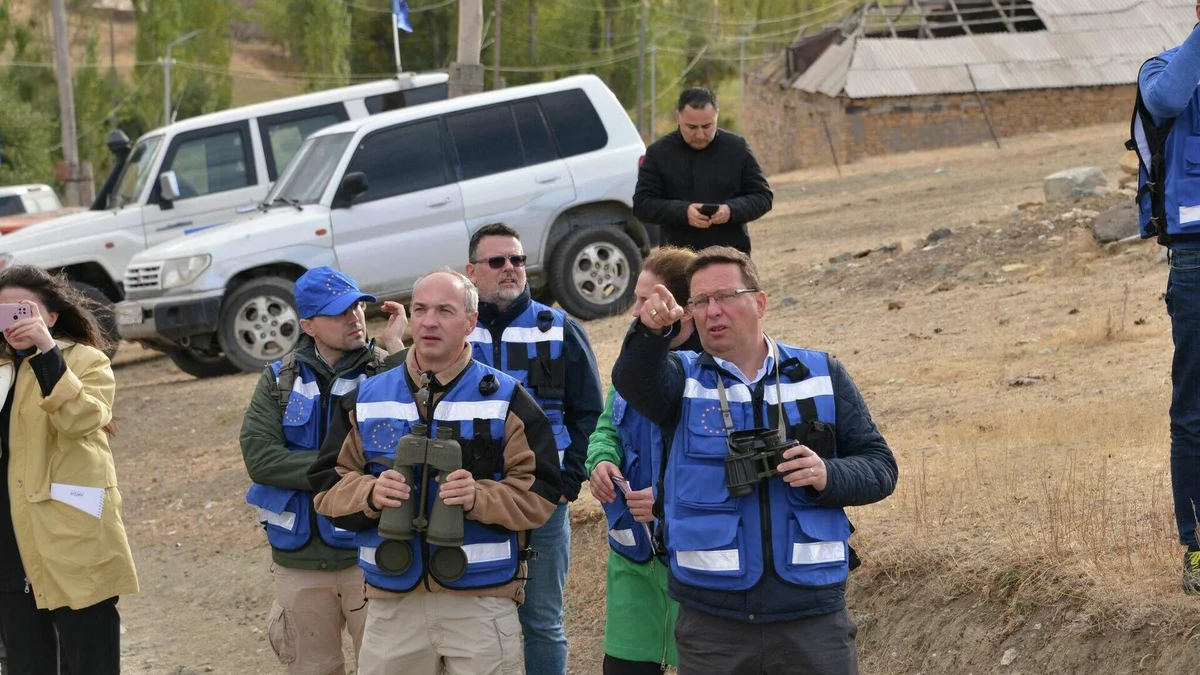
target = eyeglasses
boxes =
[471,255,527,269]
[416,371,432,408]
[685,288,758,312]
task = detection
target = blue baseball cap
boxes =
[294,267,376,319]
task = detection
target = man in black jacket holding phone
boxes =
[633,87,774,256]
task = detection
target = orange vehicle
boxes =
[0,184,84,235]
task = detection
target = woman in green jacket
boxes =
[587,247,701,674]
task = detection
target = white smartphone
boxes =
[0,303,33,332]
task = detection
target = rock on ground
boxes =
[1045,167,1108,202]
[1092,202,1139,243]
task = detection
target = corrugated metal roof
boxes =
[792,38,855,97]
[794,0,1195,98]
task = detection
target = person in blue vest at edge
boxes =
[612,246,898,675]
[1134,3,1200,593]
[239,266,409,674]
[308,268,564,675]
[463,223,604,674]
[586,246,702,675]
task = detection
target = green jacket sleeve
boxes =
[585,387,624,476]
[240,368,318,491]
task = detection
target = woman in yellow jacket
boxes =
[0,266,138,674]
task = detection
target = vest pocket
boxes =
[246,483,311,551]
[603,499,650,562]
[674,459,735,510]
[670,511,746,582]
[316,515,358,549]
[359,419,408,458]
[781,508,850,587]
[282,393,319,449]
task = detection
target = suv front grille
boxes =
[125,263,162,291]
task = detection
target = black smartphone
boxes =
[699,203,720,217]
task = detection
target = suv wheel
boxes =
[164,346,239,378]
[68,281,119,359]
[217,277,301,373]
[548,226,641,320]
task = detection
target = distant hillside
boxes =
[5,0,306,107]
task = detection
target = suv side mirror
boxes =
[159,171,181,203]
[334,172,368,209]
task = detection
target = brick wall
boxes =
[744,78,1134,175]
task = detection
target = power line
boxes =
[337,0,458,13]
[658,0,854,27]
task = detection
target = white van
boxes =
[0,73,448,330]
[117,74,649,377]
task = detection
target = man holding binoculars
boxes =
[612,246,898,675]
[309,269,563,675]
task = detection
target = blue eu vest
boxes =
[469,300,570,468]
[1135,47,1200,244]
[245,359,364,551]
[353,360,523,593]
[663,342,851,594]
[601,391,660,563]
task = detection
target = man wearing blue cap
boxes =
[239,267,407,674]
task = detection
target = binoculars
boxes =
[723,427,798,498]
[376,423,468,583]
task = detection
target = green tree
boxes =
[0,82,55,186]
[132,0,236,128]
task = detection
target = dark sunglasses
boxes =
[472,255,527,270]
[416,371,432,408]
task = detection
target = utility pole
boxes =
[492,0,502,90]
[450,0,485,97]
[160,30,199,126]
[50,0,83,206]
[649,43,657,139]
[738,36,746,134]
[637,0,647,137]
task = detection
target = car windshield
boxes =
[114,135,164,209]
[265,133,353,206]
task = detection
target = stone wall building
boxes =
[746,0,1197,175]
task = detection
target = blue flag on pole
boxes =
[393,0,413,33]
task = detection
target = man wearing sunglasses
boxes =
[612,247,897,675]
[308,268,564,674]
[464,223,604,675]
[239,266,408,674]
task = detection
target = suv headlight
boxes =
[160,255,211,290]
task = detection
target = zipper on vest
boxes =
[655,558,669,671]
[23,577,30,593]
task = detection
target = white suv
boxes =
[117,74,649,377]
[0,73,448,340]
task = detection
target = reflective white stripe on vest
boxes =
[360,546,377,566]
[257,508,297,531]
[434,399,510,422]
[791,541,845,566]
[683,376,833,404]
[558,449,565,467]
[677,548,740,572]
[357,400,420,421]
[1181,205,1200,225]
[463,541,512,564]
[609,528,636,547]
[332,374,367,397]
[468,325,564,345]
[286,378,320,399]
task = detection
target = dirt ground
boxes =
[107,122,1196,674]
